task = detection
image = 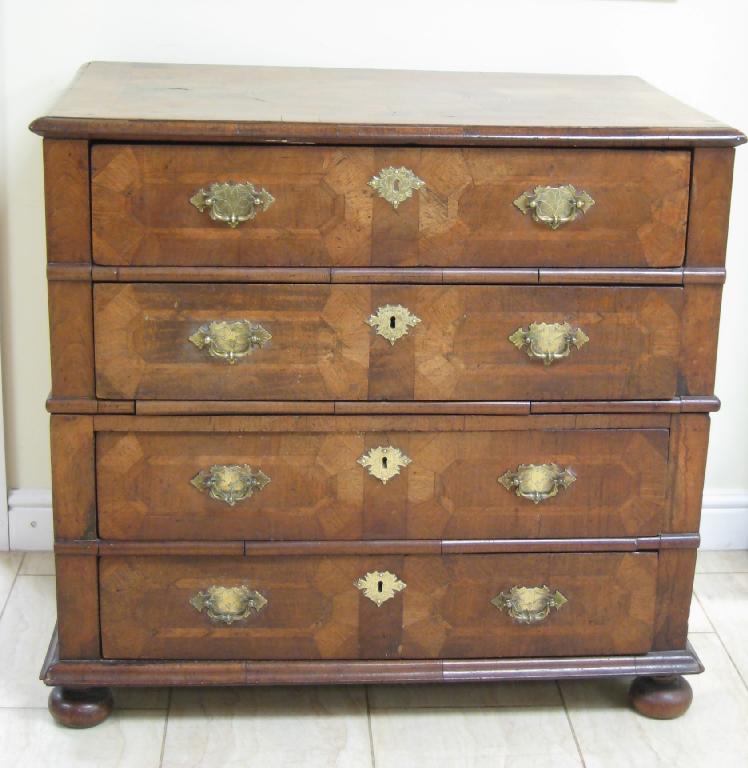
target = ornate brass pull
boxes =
[498,463,576,504]
[366,305,421,345]
[355,570,406,606]
[189,320,271,364]
[190,181,274,227]
[513,184,594,229]
[369,167,425,209]
[491,585,568,624]
[509,321,588,366]
[191,464,270,506]
[190,585,267,624]
[358,445,412,485]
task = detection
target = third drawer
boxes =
[94,413,702,541]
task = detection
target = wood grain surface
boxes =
[93,283,684,401]
[96,423,670,541]
[30,63,745,146]
[99,552,658,660]
[91,144,690,268]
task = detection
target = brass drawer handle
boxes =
[189,320,271,364]
[190,585,267,624]
[355,570,406,606]
[509,321,588,365]
[369,166,425,209]
[366,305,421,345]
[498,463,575,504]
[191,464,270,506]
[358,445,412,485]
[190,181,274,227]
[513,184,594,229]
[491,585,568,624]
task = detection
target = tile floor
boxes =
[1,550,747,767]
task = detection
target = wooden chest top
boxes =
[30,61,745,146]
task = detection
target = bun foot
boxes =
[48,686,114,728]
[629,675,693,719]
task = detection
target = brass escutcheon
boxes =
[191,464,270,506]
[357,445,412,485]
[513,184,594,229]
[354,570,406,607]
[368,167,425,209]
[190,585,268,624]
[509,321,588,366]
[190,181,274,227]
[498,463,576,504]
[366,305,421,345]
[188,319,271,364]
[491,585,568,624]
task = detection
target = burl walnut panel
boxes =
[91,145,690,268]
[96,424,669,541]
[93,283,683,401]
[99,553,657,660]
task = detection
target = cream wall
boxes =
[1,0,747,495]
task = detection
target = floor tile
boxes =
[0,706,166,768]
[0,575,57,707]
[20,551,56,575]
[368,680,561,709]
[114,688,170,710]
[694,571,748,683]
[0,552,23,612]
[162,686,372,768]
[370,704,581,768]
[560,633,748,768]
[695,550,748,573]
[687,591,714,633]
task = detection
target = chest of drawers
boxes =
[32,62,744,728]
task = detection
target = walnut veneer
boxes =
[32,62,744,727]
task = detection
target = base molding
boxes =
[42,630,703,687]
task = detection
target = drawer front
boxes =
[97,421,670,541]
[91,145,689,269]
[94,283,683,401]
[99,553,658,660]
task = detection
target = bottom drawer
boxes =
[100,552,657,660]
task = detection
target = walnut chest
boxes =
[31,62,744,727]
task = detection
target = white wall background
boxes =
[1,0,747,546]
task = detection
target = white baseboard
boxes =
[7,489,53,550]
[4,488,748,552]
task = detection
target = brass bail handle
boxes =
[188,319,271,364]
[190,585,268,624]
[190,181,275,227]
[509,321,588,366]
[498,463,576,504]
[513,184,594,230]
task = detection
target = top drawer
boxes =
[91,145,690,269]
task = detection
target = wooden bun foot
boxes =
[629,675,693,719]
[48,686,114,728]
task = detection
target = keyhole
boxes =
[390,315,397,329]
[377,580,384,593]
[382,456,388,469]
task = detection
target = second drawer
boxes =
[94,283,684,401]
[96,414,672,541]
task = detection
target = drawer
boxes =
[99,553,658,660]
[91,145,690,269]
[94,283,683,401]
[96,416,670,541]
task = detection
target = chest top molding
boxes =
[30,62,745,147]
